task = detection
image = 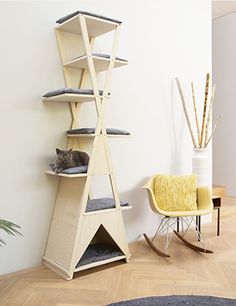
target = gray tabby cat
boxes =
[53,148,89,173]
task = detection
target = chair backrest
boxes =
[143,175,213,215]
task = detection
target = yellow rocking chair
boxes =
[142,175,214,257]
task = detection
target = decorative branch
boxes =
[191,82,200,147]
[204,84,216,147]
[200,73,210,148]
[175,78,197,148]
[204,115,220,148]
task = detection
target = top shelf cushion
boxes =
[43,88,105,98]
[56,10,122,25]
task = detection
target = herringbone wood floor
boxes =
[1,197,236,306]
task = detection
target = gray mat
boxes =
[76,243,123,267]
[86,197,129,212]
[107,295,236,306]
[56,10,122,25]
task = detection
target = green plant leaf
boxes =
[0,219,22,246]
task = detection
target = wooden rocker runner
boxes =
[142,175,214,257]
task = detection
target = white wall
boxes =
[213,12,236,196]
[0,0,211,275]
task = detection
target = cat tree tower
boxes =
[42,11,131,280]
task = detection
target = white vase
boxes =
[192,148,210,187]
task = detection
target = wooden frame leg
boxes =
[217,207,220,236]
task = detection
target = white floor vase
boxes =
[192,148,210,187]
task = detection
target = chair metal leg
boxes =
[143,216,177,257]
[176,216,213,254]
[177,217,179,232]
[144,216,213,257]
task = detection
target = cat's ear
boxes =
[56,148,60,154]
[68,148,72,152]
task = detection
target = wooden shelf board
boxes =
[42,93,96,103]
[56,15,119,37]
[45,170,87,178]
[74,255,126,272]
[85,205,133,215]
[67,133,131,138]
[64,55,128,72]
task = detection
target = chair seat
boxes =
[163,208,212,218]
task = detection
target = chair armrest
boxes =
[197,187,213,211]
[142,184,159,214]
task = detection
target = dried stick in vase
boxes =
[204,115,220,148]
[191,82,201,147]
[175,78,197,148]
[204,84,216,148]
[200,73,210,148]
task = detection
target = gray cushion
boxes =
[67,128,130,135]
[56,10,122,25]
[61,166,88,174]
[43,88,105,98]
[49,164,88,174]
[86,197,129,212]
[76,243,123,267]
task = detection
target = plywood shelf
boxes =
[64,54,128,72]
[74,255,126,272]
[56,13,120,37]
[42,93,96,103]
[45,170,87,178]
[85,205,132,216]
[67,133,131,138]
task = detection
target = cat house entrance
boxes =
[76,225,124,268]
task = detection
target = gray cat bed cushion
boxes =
[56,10,122,25]
[74,53,127,63]
[61,165,88,174]
[43,88,105,98]
[86,197,129,212]
[76,243,123,267]
[67,128,130,135]
[49,164,88,174]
